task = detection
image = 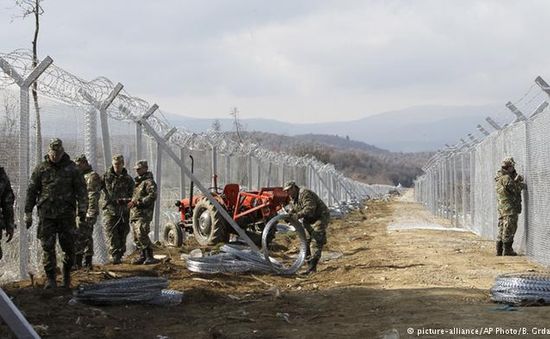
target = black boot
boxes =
[131,250,146,265]
[62,264,71,289]
[496,241,503,256]
[84,256,93,270]
[44,270,57,289]
[111,254,122,265]
[143,248,160,265]
[74,254,83,270]
[503,242,517,256]
[301,257,319,275]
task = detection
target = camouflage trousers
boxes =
[38,216,76,273]
[75,216,96,257]
[303,215,329,263]
[104,212,130,258]
[497,214,519,243]
[131,218,152,250]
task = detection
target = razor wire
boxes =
[415,76,550,267]
[0,49,397,282]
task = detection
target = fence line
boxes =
[0,49,395,283]
[415,76,550,266]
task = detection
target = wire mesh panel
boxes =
[415,81,550,264]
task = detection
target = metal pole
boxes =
[211,145,218,189]
[247,154,253,189]
[0,55,53,279]
[85,107,98,169]
[256,157,262,189]
[266,162,272,187]
[180,148,186,198]
[0,288,40,339]
[136,123,143,160]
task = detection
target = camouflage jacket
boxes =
[291,188,330,224]
[82,167,102,219]
[25,153,88,219]
[495,168,525,216]
[101,166,134,216]
[0,167,15,231]
[130,172,157,221]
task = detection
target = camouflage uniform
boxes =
[285,181,330,273]
[495,157,525,255]
[102,156,134,262]
[74,155,102,268]
[0,167,15,260]
[130,169,157,251]
[25,139,88,287]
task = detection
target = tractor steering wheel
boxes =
[208,186,224,194]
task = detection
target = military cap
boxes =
[75,154,88,163]
[48,138,64,152]
[502,156,516,167]
[134,160,148,169]
[112,154,124,163]
[283,181,297,191]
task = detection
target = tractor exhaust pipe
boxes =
[189,155,194,211]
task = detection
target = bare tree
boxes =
[211,119,222,132]
[230,107,244,143]
[15,0,44,165]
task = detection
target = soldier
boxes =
[283,181,330,275]
[128,160,159,265]
[0,167,15,261]
[25,138,88,289]
[101,154,134,264]
[74,154,101,270]
[495,156,526,256]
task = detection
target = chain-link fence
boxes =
[415,76,550,266]
[0,49,396,283]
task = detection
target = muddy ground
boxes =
[2,190,550,339]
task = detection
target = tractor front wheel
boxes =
[192,199,229,246]
[163,222,184,247]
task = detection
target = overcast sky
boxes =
[1,0,549,123]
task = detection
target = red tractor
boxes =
[163,157,290,247]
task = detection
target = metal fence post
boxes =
[0,55,53,279]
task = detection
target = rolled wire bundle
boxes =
[73,277,169,305]
[185,216,308,275]
[491,273,550,305]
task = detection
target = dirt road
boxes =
[1,190,549,338]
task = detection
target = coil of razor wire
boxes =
[261,214,308,276]
[491,273,550,306]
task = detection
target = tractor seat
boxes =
[223,184,240,207]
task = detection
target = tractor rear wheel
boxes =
[192,199,229,246]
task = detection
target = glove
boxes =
[24,212,33,229]
[78,211,87,224]
[515,174,524,182]
[5,227,13,243]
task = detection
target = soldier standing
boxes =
[74,154,101,269]
[128,160,159,265]
[283,181,330,275]
[0,167,15,260]
[495,156,526,256]
[101,154,134,264]
[25,139,88,289]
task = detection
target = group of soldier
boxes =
[0,138,161,289]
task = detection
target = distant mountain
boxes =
[232,131,432,187]
[167,104,503,152]
[36,103,504,152]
